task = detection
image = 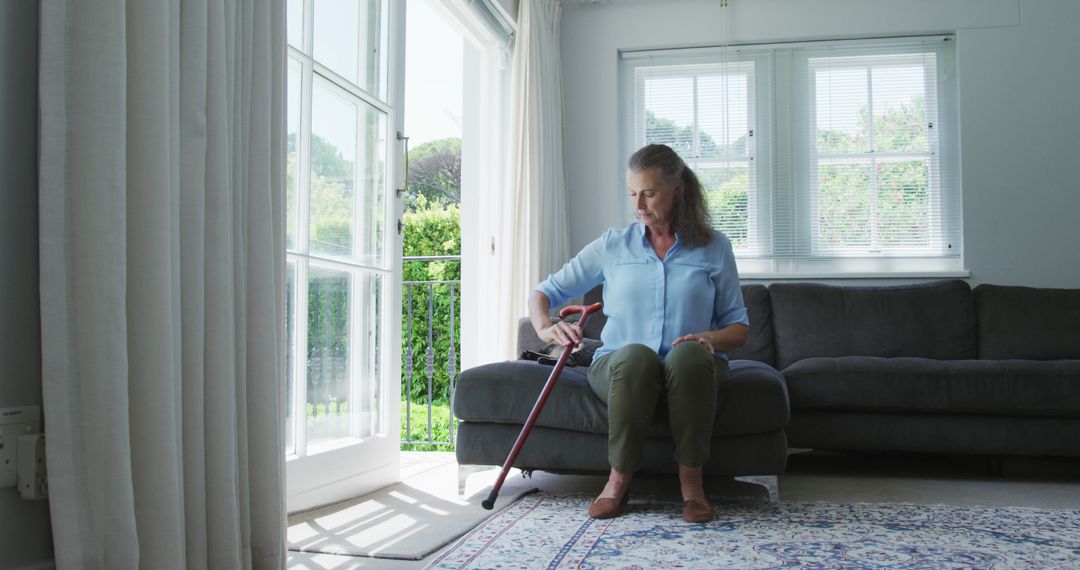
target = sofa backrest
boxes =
[975,284,1080,359]
[769,280,977,369]
[727,284,776,365]
[583,285,607,339]
[582,283,776,365]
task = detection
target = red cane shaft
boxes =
[482,303,601,509]
[483,341,572,504]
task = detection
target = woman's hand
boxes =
[673,333,714,352]
[539,320,583,348]
[530,290,584,348]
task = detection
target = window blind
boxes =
[620,35,960,275]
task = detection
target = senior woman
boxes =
[528,144,749,523]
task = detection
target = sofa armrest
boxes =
[517,315,605,356]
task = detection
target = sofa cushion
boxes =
[455,361,606,432]
[454,359,789,437]
[784,356,1080,417]
[455,423,789,475]
[769,280,976,369]
[975,284,1080,360]
[727,284,775,366]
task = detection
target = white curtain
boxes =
[497,0,570,359]
[38,0,286,568]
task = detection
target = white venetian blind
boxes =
[800,40,957,259]
[620,35,961,275]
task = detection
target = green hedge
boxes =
[401,197,461,407]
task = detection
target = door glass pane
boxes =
[287,59,302,250]
[309,79,387,267]
[287,0,303,49]
[357,106,387,268]
[357,271,383,438]
[285,260,297,456]
[313,0,386,97]
[307,266,352,448]
[310,79,357,258]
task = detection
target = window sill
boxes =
[736,257,968,280]
[741,270,970,280]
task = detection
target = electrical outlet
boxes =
[17,433,47,500]
[1,406,42,489]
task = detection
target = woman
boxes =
[528,144,749,523]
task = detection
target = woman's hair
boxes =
[627,144,713,247]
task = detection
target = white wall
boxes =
[0,2,53,568]
[955,1,1080,287]
[561,0,1080,287]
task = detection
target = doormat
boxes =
[288,483,538,560]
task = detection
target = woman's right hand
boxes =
[539,320,582,348]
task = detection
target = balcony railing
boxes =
[401,255,460,450]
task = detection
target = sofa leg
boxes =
[458,464,494,495]
[734,475,780,503]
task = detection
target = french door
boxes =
[284,0,404,512]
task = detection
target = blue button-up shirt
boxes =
[535,222,748,361]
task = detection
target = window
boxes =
[621,36,961,277]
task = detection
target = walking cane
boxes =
[481,302,604,510]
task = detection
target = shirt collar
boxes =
[636,221,683,258]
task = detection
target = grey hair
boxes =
[627,144,713,247]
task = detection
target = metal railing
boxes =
[401,255,460,449]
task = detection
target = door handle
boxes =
[396,131,409,198]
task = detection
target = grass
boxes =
[296,399,456,452]
[400,400,456,452]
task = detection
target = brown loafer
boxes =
[587,491,630,519]
[682,499,715,523]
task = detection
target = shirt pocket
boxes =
[669,260,716,314]
[611,258,651,277]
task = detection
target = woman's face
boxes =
[627,167,679,229]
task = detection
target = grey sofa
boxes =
[454,280,1080,494]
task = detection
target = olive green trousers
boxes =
[587,342,729,473]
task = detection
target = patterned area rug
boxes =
[427,495,1080,569]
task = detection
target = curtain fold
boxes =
[39,0,286,567]
[497,0,570,359]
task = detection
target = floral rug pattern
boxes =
[428,495,1080,569]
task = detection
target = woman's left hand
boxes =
[673,333,714,352]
